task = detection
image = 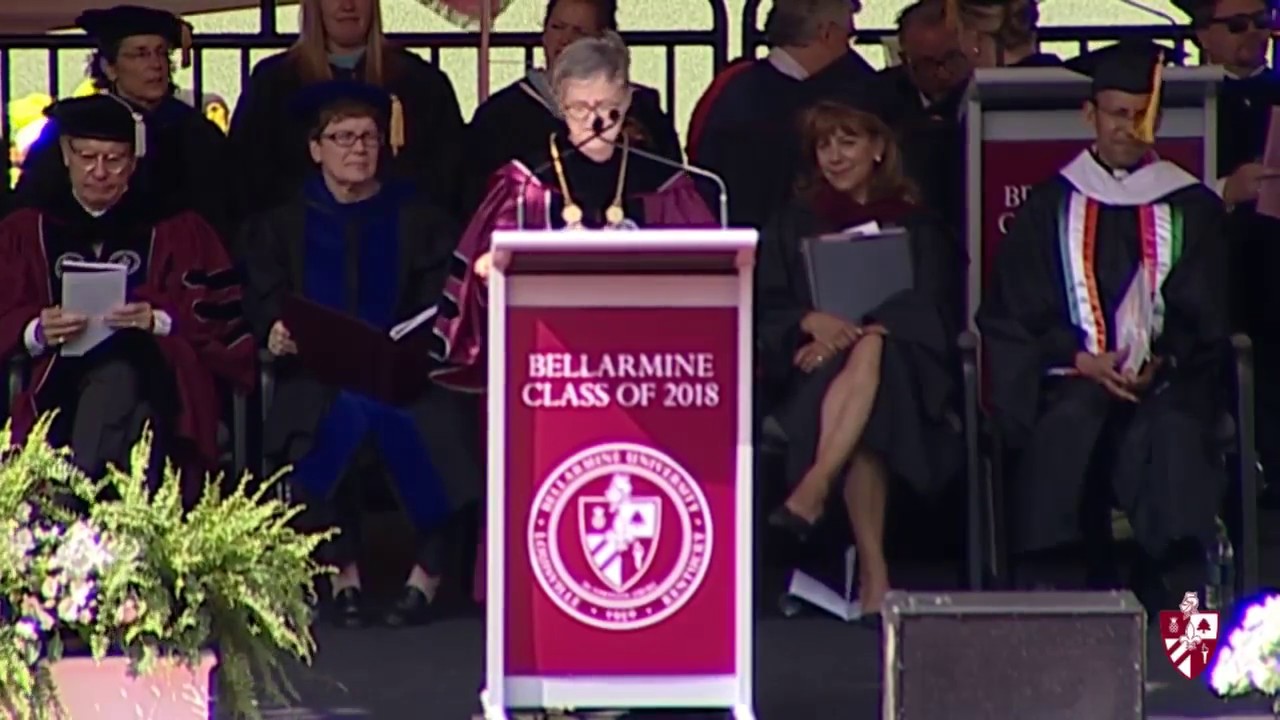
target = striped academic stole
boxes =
[1056,192,1185,354]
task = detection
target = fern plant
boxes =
[0,413,334,720]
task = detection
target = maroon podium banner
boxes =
[980,138,1204,283]
[502,305,739,677]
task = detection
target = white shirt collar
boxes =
[72,193,109,218]
[767,48,809,81]
[1059,149,1200,206]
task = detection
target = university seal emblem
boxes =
[1159,591,1219,680]
[527,441,713,631]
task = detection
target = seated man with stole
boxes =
[242,80,481,628]
[0,94,253,490]
[978,40,1229,609]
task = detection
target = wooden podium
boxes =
[480,228,758,719]
[963,65,1222,318]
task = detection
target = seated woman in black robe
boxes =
[461,0,683,214]
[0,95,253,492]
[431,31,717,392]
[758,100,966,618]
[17,6,235,243]
[242,81,481,628]
[229,0,466,221]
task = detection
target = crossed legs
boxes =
[780,334,891,612]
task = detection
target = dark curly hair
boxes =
[544,0,619,31]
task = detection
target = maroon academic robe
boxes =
[0,207,255,469]
[430,152,717,392]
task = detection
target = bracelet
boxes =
[33,319,46,347]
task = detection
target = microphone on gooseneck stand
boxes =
[515,113,622,229]
[593,109,731,229]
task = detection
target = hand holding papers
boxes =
[281,295,439,404]
[59,260,128,356]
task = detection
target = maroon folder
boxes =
[281,294,434,405]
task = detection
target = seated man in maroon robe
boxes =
[0,94,253,491]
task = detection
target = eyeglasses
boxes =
[907,50,971,75]
[320,130,383,148]
[68,147,131,175]
[1209,10,1275,33]
[561,100,626,122]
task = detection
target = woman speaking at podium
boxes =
[429,31,717,390]
[757,100,967,620]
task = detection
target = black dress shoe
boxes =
[330,587,366,628]
[384,586,435,627]
[767,505,817,544]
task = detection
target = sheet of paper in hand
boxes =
[60,260,128,357]
[1257,107,1280,220]
[1115,265,1154,377]
[282,295,438,404]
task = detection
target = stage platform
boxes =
[242,608,1276,719]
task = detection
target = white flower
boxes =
[49,521,114,578]
[14,617,39,642]
[9,528,34,558]
[55,579,95,623]
[1210,594,1280,696]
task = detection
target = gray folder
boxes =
[801,228,914,323]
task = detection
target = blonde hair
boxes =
[289,0,391,85]
[795,101,919,204]
[551,30,630,93]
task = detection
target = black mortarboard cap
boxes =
[1065,39,1186,143]
[1064,38,1186,95]
[292,80,406,155]
[44,95,143,150]
[76,6,194,68]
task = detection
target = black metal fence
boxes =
[0,0,730,143]
[0,0,1242,146]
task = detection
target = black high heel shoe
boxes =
[767,505,818,544]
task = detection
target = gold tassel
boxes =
[1136,51,1163,145]
[390,94,404,157]
[180,22,193,69]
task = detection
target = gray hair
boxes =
[551,30,631,93]
[765,0,851,47]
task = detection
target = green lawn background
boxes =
[5,0,1197,143]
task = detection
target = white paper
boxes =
[819,221,882,241]
[60,261,127,357]
[785,546,862,622]
[388,305,439,342]
[1115,266,1154,376]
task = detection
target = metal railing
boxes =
[0,2,730,142]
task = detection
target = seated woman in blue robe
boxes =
[242,80,480,628]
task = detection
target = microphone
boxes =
[599,134,730,229]
[515,113,622,229]
[1115,0,1179,30]
[520,109,729,229]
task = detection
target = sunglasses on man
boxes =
[1207,9,1275,34]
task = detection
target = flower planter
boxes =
[47,651,216,718]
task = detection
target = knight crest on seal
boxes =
[527,441,713,632]
[1158,591,1219,680]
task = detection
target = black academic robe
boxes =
[462,74,683,214]
[977,159,1230,555]
[757,195,966,497]
[16,94,235,243]
[241,178,481,544]
[690,52,887,229]
[228,49,466,224]
[880,66,968,237]
[0,192,254,482]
